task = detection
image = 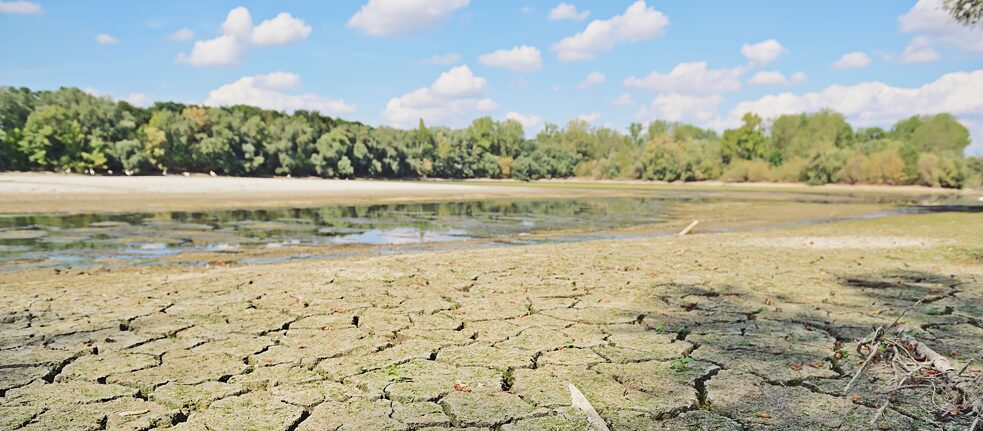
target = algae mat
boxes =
[0,211,981,430]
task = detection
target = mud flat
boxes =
[1,204,981,430]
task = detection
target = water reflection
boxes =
[0,198,671,270]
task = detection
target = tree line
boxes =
[1,86,980,188]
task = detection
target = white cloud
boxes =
[577,112,601,123]
[177,7,311,67]
[505,111,544,135]
[383,65,497,128]
[636,93,723,124]
[728,70,983,132]
[833,51,871,69]
[900,36,940,63]
[251,13,312,46]
[348,0,469,36]
[479,45,542,72]
[0,1,41,14]
[548,3,589,21]
[82,88,154,107]
[791,71,807,84]
[167,28,195,42]
[423,53,462,65]
[611,93,633,106]
[748,70,788,86]
[521,6,533,15]
[577,71,606,89]
[431,65,486,97]
[899,0,983,53]
[178,35,243,66]
[95,33,118,45]
[204,72,355,114]
[624,61,743,94]
[552,0,669,61]
[123,93,154,107]
[741,39,786,66]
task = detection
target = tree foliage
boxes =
[0,86,975,188]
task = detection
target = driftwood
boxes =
[902,335,983,430]
[569,383,610,431]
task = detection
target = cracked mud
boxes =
[0,210,981,430]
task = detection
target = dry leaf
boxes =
[755,411,772,419]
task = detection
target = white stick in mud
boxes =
[569,383,610,431]
[678,220,699,236]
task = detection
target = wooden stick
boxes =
[569,383,611,431]
[678,220,699,236]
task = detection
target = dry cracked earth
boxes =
[1,211,981,430]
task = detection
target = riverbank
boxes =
[1,172,979,214]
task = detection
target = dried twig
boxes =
[871,399,891,425]
[844,300,923,394]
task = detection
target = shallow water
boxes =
[0,192,975,270]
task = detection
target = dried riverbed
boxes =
[1,202,981,429]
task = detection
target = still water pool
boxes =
[0,193,972,270]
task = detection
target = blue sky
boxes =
[1,0,982,153]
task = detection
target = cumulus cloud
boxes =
[900,36,940,63]
[479,45,542,72]
[727,70,983,131]
[251,13,312,45]
[637,93,723,124]
[0,1,41,14]
[505,111,544,135]
[833,51,871,69]
[624,61,743,94]
[899,0,983,53]
[423,53,462,65]
[741,39,786,66]
[548,3,589,21]
[177,7,311,67]
[95,33,119,45]
[383,65,497,128]
[167,28,195,41]
[611,93,633,106]
[748,70,788,86]
[204,72,354,114]
[577,71,606,89]
[552,0,668,61]
[348,0,469,36]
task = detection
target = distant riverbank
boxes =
[2,172,979,214]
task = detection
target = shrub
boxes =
[721,159,772,182]
[917,153,966,188]
[804,149,848,185]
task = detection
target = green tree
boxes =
[721,113,768,163]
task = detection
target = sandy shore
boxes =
[0,173,582,214]
[2,172,978,214]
